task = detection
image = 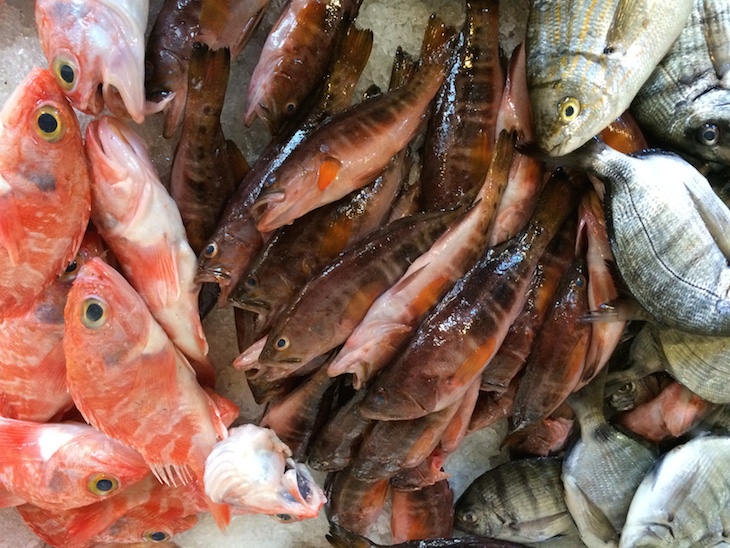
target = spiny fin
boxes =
[317,158,341,191]
[150,462,194,487]
[0,175,22,266]
[683,176,730,264]
[389,46,416,90]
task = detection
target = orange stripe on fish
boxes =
[409,273,453,318]
[450,338,498,389]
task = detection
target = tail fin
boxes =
[419,14,457,68]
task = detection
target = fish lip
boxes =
[195,267,231,285]
[230,296,271,313]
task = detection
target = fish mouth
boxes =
[195,266,231,285]
[250,190,286,222]
[278,458,326,519]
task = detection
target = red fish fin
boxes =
[0,178,22,266]
[64,497,127,545]
[36,339,68,395]
[0,486,23,508]
[204,388,239,428]
[150,462,194,487]
[131,343,182,416]
[409,273,452,318]
[206,495,231,530]
[0,417,44,452]
[317,158,341,191]
[451,339,498,389]
[133,241,181,309]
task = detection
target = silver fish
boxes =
[454,457,578,544]
[563,370,657,547]
[620,436,730,547]
[632,0,730,164]
[563,138,730,335]
[526,0,692,155]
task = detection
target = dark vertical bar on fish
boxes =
[391,479,454,543]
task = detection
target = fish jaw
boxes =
[35,0,147,123]
[252,189,292,232]
[204,425,326,520]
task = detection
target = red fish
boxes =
[0,68,90,318]
[0,418,148,511]
[0,227,104,422]
[63,258,230,528]
[35,0,148,123]
[85,116,215,387]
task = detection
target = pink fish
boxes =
[0,68,90,318]
[0,417,148,511]
[204,424,326,520]
[35,0,149,123]
[63,258,230,528]
[85,116,215,387]
[0,227,104,422]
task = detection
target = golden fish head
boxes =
[530,75,610,157]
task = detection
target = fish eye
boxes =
[273,513,294,523]
[246,275,257,287]
[575,275,586,288]
[203,242,218,259]
[35,105,65,143]
[274,336,289,351]
[87,473,119,496]
[143,531,170,542]
[60,258,79,280]
[81,297,108,329]
[558,97,581,124]
[52,56,77,91]
[264,174,277,187]
[285,101,296,113]
[698,123,720,146]
[460,511,477,524]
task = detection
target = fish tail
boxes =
[339,23,375,83]
[206,495,232,530]
[418,14,456,68]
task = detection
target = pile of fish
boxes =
[4,0,730,546]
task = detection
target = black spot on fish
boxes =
[30,173,56,192]
[34,303,64,325]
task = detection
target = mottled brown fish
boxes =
[145,0,202,138]
[391,479,454,543]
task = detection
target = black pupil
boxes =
[38,112,58,134]
[704,129,716,142]
[205,244,216,256]
[95,478,113,492]
[60,64,74,84]
[286,103,295,112]
[65,260,78,273]
[275,514,291,521]
[564,105,575,118]
[86,302,103,323]
[247,277,256,286]
[149,532,167,541]
[276,338,286,348]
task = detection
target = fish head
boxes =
[230,269,292,333]
[41,428,149,509]
[259,318,331,366]
[530,73,610,156]
[64,257,150,369]
[145,49,188,138]
[678,91,730,164]
[453,491,502,537]
[85,116,157,225]
[204,425,326,519]
[2,68,85,180]
[35,0,146,123]
[244,70,298,133]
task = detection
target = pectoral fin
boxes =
[317,158,342,191]
[563,475,620,547]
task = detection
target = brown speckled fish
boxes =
[245,0,361,131]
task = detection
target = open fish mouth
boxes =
[195,266,231,285]
[250,190,286,222]
[278,458,326,519]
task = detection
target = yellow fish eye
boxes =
[35,106,65,143]
[558,97,581,124]
[81,297,108,329]
[87,473,119,496]
[52,56,77,91]
[143,531,171,542]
